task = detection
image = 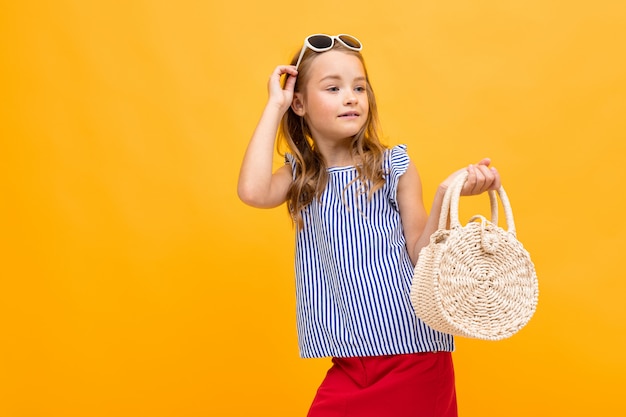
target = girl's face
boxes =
[295,50,369,147]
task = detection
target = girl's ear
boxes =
[291,93,305,116]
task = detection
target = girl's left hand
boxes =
[442,158,501,196]
[460,158,501,196]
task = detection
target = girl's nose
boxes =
[344,91,357,105]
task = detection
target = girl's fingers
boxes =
[269,66,298,94]
[475,158,501,190]
[462,165,477,195]
[269,65,297,84]
[447,159,501,195]
[490,167,501,190]
[284,70,298,91]
[476,164,491,189]
[463,163,498,195]
[274,65,298,81]
[476,157,491,167]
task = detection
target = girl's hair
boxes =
[279,42,387,228]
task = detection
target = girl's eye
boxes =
[326,87,339,92]
[355,86,366,92]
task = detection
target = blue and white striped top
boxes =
[287,145,454,358]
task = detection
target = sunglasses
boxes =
[294,34,363,70]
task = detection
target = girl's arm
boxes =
[398,159,500,265]
[238,65,298,208]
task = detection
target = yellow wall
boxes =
[1,1,625,416]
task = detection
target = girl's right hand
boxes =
[267,65,298,113]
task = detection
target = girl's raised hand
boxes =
[267,65,298,113]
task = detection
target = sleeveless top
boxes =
[287,145,454,358]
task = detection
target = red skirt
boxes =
[307,352,457,417]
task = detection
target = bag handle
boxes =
[439,170,517,236]
[438,171,492,229]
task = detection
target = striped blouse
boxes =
[287,145,454,358]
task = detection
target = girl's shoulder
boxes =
[284,145,410,173]
[383,144,410,173]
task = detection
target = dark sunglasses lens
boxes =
[338,35,361,49]
[308,35,333,49]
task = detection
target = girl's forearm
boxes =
[413,185,447,262]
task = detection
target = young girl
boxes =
[238,34,500,417]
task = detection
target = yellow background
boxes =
[1,1,625,416]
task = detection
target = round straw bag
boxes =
[410,171,538,340]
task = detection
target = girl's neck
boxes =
[325,153,355,168]
[316,139,354,168]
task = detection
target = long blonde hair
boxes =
[279,42,387,229]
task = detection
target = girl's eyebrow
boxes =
[318,75,367,83]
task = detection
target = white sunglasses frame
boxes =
[294,34,363,70]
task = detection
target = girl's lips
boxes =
[338,112,359,118]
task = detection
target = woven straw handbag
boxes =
[410,171,538,340]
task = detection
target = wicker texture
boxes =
[411,172,538,340]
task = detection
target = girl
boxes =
[238,34,500,417]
